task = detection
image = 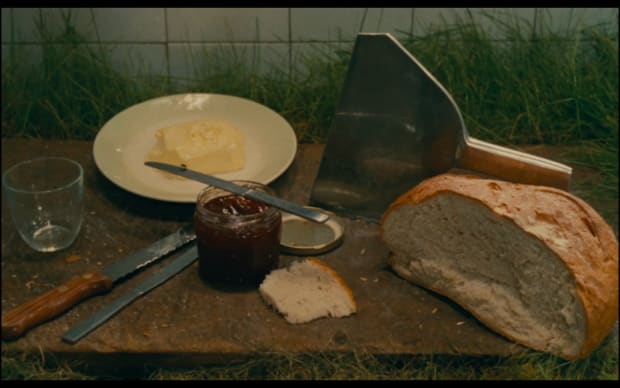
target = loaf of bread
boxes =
[259,258,357,324]
[380,173,618,360]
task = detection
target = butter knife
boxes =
[144,161,330,224]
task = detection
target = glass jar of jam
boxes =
[194,181,282,289]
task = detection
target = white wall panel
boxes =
[89,8,166,42]
[2,8,12,43]
[1,43,42,67]
[2,7,617,77]
[168,42,289,80]
[291,8,368,41]
[535,7,618,35]
[358,8,414,39]
[10,8,94,42]
[167,8,288,42]
[104,43,168,76]
[412,8,539,38]
[290,41,354,68]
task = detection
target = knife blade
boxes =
[1,224,196,341]
[144,161,330,224]
[62,244,198,344]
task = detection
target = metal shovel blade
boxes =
[310,33,571,222]
[309,33,463,222]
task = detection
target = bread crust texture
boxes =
[381,173,618,360]
[306,258,358,310]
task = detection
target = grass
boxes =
[2,333,618,380]
[2,9,617,146]
[1,8,618,380]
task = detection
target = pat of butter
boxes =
[147,119,245,175]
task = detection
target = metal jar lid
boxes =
[280,206,344,255]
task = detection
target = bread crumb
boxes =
[24,275,51,290]
[65,255,81,263]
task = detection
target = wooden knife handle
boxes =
[456,137,573,190]
[1,272,113,341]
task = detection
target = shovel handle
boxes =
[1,272,113,341]
[456,137,572,190]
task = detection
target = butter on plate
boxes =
[146,119,245,175]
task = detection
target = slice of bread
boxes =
[259,258,357,324]
[380,173,618,360]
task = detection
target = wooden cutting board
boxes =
[5,138,607,369]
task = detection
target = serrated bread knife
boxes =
[144,161,330,224]
[1,224,196,341]
[62,244,198,344]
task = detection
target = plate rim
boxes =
[93,92,298,203]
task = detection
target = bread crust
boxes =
[307,257,358,311]
[381,173,618,359]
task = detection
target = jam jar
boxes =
[194,181,282,288]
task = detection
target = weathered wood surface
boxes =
[2,138,615,369]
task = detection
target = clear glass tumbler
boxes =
[2,157,84,252]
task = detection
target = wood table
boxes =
[3,138,612,370]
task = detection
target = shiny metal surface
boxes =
[101,223,196,283]
[62,245,198,344]
[310,33,466,222]
[145,161,330,224]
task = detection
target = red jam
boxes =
[194,183,281,289]
[203,195,270,215]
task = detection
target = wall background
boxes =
[1,7,618,80]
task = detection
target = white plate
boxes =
[93,93,297,202]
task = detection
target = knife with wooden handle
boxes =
[1,224,196,341]
[62,244,198,344]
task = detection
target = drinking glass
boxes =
[3,157,84,253]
